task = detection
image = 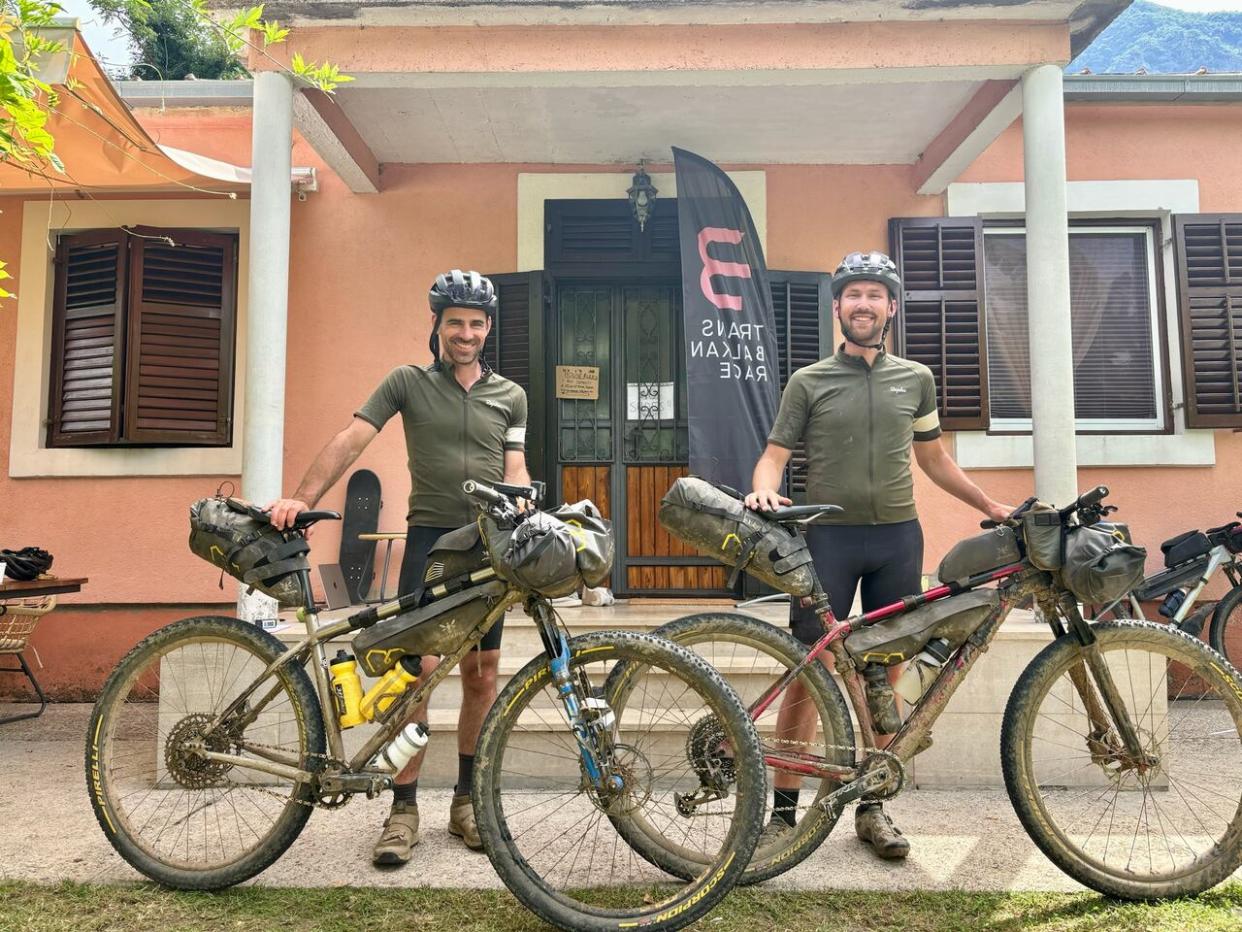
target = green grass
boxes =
[2,882,1241,932]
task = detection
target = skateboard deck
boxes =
[339,468,382,603]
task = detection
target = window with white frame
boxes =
[981,224,1164,431]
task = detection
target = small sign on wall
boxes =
[555,365,600,400]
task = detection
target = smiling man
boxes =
[268,270,530,867]
[744,251,1009,861]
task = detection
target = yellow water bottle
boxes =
[359,655,420,722]
[329,650,366,728]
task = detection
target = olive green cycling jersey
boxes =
[767,346,941,525]
[355,363,528,527]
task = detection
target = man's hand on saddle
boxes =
[744,488,792,512]
[266,497,311,533]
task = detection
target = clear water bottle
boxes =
[893,638,953,705]
[371,722,429,773]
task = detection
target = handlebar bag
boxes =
[483,512,582,598]
[188,496,309,607]
[658,476,816,596]
[937,526,1022,585]
[1059,523,1147,604]
[548,500,614,587]
[1021,503,1064,571]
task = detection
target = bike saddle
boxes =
[767,504,842,524]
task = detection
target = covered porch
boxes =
[233,0,1127,605]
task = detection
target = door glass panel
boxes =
[623,285,688,462]
[557,286,612,461]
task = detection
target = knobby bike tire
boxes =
[86,616,325,890]
[1208,586,1242,671]
[1001,619,1242,899]
[472,631,765,932]
[635,612,855,885]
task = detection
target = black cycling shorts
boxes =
[790,520,924,646]
[397,524,504,652]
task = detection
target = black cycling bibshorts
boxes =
[789,519,924,646]
[397,524,504,652]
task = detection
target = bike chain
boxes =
[209,740,358,811]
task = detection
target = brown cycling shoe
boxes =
[758,818,794,849]
[373,801,420,866]
[854,804,910,860]
[448,793,483,851]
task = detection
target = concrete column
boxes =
[238,71,294,622]
[1021,64,1078,508]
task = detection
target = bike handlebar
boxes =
[980,486,1111,531]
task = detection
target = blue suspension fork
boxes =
[531,599,623,791]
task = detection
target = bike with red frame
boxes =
[625,483,1242,899]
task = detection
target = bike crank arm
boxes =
[813,760,899,819]
[673,785,730,816]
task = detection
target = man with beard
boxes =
[744,251,1009,860]
[269,270,529,866]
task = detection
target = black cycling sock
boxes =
[454,754,475,797]
[772,788,800,827]
[857,801,881,813]
[393,780,418,805]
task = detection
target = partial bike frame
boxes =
[745,488,1154,813]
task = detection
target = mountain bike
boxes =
[640,485,1242,897]
[1092,512,1242,669]
[86,480,764,932]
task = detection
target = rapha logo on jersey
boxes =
[698,226,752,312]
[890,386,908,394]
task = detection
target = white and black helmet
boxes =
[831,251,901,300]
[429,269,499,318]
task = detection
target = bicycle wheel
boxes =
[1208,586,1242,670]
[473,630,764,932]
[633,612,854,884]
[87,616,325,889]
[1002,619,1242,899]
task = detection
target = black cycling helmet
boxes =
[429,269,499,318]
[831,251,901,300]
[1,546,53,582]
[832,251,901,351]
[427,269,498,362]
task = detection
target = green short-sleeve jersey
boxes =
[355,363,528,527]
[767,346,941,525]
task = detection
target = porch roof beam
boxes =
[293,88,382,194]
[913,80,1022,196]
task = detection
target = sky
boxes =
[50,0,1242,76]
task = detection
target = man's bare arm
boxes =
[502,449,532,487]
[913,437,1011,522]
[268,418,378,528]
[744,444,794,511]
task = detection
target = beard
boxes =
[840,312,886,347]
[442,339,482,366]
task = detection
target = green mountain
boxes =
[1070,0,1242,73]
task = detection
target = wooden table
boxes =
[0,577,88,600]
[1,576,86,725]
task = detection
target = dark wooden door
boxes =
[555,281,728,596]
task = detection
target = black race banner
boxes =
[673,147,780,493]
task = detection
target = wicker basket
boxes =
[0,592,56,654]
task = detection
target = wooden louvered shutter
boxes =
[889,218,988,430]
[47,231,127,446]
[124,228,237,444]
[486,271,549,480]
[1174,214,1242,428]
[770,270,830,499]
